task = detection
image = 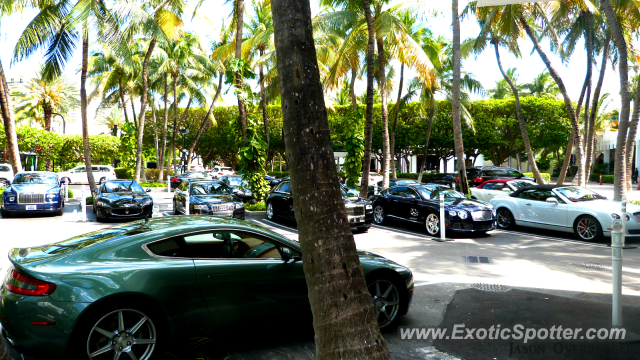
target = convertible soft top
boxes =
[477,178,530,189]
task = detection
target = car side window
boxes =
[405,188,419,198]
[518,189,556,201]
[389,187,404,197]
[191,184,207,195]
[508,170,521,177]
[179,181,188,192]
[75,166,86,173]
[484,183,505,190]
[279,182,292,193]
[518,190,537,200]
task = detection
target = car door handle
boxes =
[526,203,532,206]
[207,273,230,278]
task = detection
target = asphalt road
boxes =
[2,187,640,359]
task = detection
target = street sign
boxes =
[477,0,550,6]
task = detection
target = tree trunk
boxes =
[376,37,391,189]
[417,97,435,182]
[625,77,640,192]
[521,17,584,187]
[131,97,138,130]
[158,74,169,182]
[44,103,53,171]
[0,59,22,174]
[601,0,630,201]
[259,49,270,148]
[350,66,358,111]
[359,0,376,199]
[171,74,178,175]
[80,28,96,191]
[586,36,610,181]
[235,0,248,141]
[135,38,156,182]
[452,0,469,194]
[270,1,391,358]
[188,75,224,163]
[152,105,159,179]
[557,134,574,185]
[119,75,129,123]
[390,62,404,180]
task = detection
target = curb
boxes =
[246,210,267,216]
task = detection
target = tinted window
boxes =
[179,181,188,191]
[104,182,144,193]
[75,167,86,173]
[467,169,482,177]
[278,182,292,193]
[13,174,58,185]
[518,189,555,201]
[43,224,150,254]
[191,182,232,195]
[483,183,505,190]
[0,166,10,172]
[555,187,606,202]
[389,187,405,197]
[509,180,536,190]
[482,170,498,177]
[508,170,521,177]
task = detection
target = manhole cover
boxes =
[471,283,512,292]
[464,256,492,264]
[573,262,611,270]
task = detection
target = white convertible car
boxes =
[490,184,640,241]
[471,179,537,202]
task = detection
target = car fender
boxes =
[566,206,611,231]
[490,197,520,223]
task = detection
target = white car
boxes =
[356,172,383,186]
[0,163,14,187]
[209,166,235,179]
[490,185,640,241]
[58,165,117,185]
[471,179,537,203]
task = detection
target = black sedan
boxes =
[170,172,208,189]
[266,180,374,232]
[173,180,245,219]
[370,184,495,236]
[425,173,457,188]
[220,175,254,203]
[93,180,153,222]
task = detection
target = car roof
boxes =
[509,184,566,197]
[17,171,57,175]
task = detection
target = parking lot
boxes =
[2,185,640,359]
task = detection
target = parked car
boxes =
[170,172,208,190]
[370,184,496,236]
[209,166,235,179]
[471,179,537,202]
[269,176,289,188]
[173,180,245,218]
[356,172,383,187]
[58,165,117,185]
[0,163,14,187]
[92,180,153,222]
[220,175,254,203]
[0,216,413,359]
[340,182,361,197]
[424,173,457,188]
[1,172,64,218]
[457,166,536,188]
[490,185,640,241]
[266,180,374,232]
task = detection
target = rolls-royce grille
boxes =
[346,206,365,216]
[18,194,45,204]
[471,210,493,221]
[212,204,234,212]
[633,212,640,222]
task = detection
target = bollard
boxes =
[600,174,602,185]
[153,205,160,218]
[611,218,623,327]
[64,183,68,202]
[167,175,171,193]
[439,193,446,241]
[80,186,87,222]
[185,191,190,215]
[622,199,627,246]
[374,183,378,195]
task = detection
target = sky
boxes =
[0,0,623,136]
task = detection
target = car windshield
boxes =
[104,182,144,193]
[341,188,358,198]
[227,177,244,186]
[415,186,465,200]
[396,180,421,186]
[191,182,232,195]
[509,180,537,189]
[13,174,58,185]
[555,187,606,202]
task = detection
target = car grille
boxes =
[634,212,640,222]
[451,223,493,231]
[471,210,493,221]
[112,208,143,216]
[346,206,365,216]
[18,194,44,204]
[211,204,234,212]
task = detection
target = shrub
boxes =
[86,196,94,205]
[267,171,289,178]
[116,168,174,181]
[246,201,266,211]
[141,182,167,188]
[524,172,551,184]
[67,188,74,198]
[592,163,611,176]
[589,174,614,183]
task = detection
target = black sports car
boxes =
[173,180,245,219]
[93,180,153,222]
[220,175,254,203]
[266,180,374,232]
[370,184,496,236]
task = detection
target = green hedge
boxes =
[115,168,174,181]
[589,174,614,184]
[246,201,266,211]
[524,173,551,184]
[140,182,167,188]
[267,171,289,178]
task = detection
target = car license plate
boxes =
[350,216,365,223]
[25,205,37,210]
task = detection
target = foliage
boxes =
[341,110,365,187]
[592,162,612,176]
[236,116,271,202]
[535,153,552,172]
[266,171,289,178]
[523,172,551,184]
[590,174,614,184]
[140,182,167,188]
[86,196,94,205]
[246,201,267,211]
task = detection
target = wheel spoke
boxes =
[133,338,156,345]
[94,326,115,339]
[382,284,393,299]
[113,349,122,360]
[128,316,147,335]
[118,311,125,332]
[381,309,390,321]
[386,301,399,306]
[127,350,139,360]
[375,281,381,296]
[90,344,113,357]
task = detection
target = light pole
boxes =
[179,128,189,173]
[51,113,66,134]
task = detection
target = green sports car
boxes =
[0,216,414,359]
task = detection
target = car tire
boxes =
[574,215,603,241]
[0,208,10,219]
[357,226,371,233]
[496,208,515,230]
[266,202,276,220]
[425,213,441,236]
[69,302,168,360]
[55,202,64,216]
[366,273,405,331]
[373,205,386,225]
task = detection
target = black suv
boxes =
[461,166,535,188]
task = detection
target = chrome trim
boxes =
[18,193,45,204]
[388,214,422,224]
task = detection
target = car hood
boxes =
[101,192,149,204]
[358,250,408,270]
[445,198,492,211]
[344,196,368,204]
[7,184,58,193]
[568,199,640,214]
[191,194,236,203]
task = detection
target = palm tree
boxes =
[234,0,249,141]
[522,70,559,98]
[95,107,125,132]
[486,68,522,99]
[452,0,470,194]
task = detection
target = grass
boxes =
[246,201,266,211]
[141,182,167,188]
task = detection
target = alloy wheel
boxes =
[87,308,156,360]
[267,202,274,220]
[374,206,385,224]
[496,209,512,229]
[576,218,597,240]
[425,214,440,235]
[367,279,400,329]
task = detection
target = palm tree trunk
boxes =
[452,0,469,194]
[586,37,610,181]
[131,97,138,130]
[152,104,159,178]
[271,1,391,358]
[134,38,156,182]
[376,37,391,188]
[625,78,640,192]
[390,62,404,180]
[119,75,129,123]
[259,49,270,148]
[188,75,223,163]
[521,17,584,187]
[0,59,22,174]
[360,0,375,199]
[81,27,96,191]
[493,41,544,184]
[235,0,248,141]
[350,66,358,111]
[158,74,169,182]
[557,134,574,184]
[43,103,53,171]
[171,74,178,175]
[602,0,630,201]
[417,97,435,182]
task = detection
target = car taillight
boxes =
[112,172,115,176]
[219,173,223,175]
[171,178,179,182]
[5,270,56,296]
[474,177,484,183]
[454,178,459,182]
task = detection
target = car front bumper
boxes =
[192,208,245,219]
[2,202,62,213]
[447,220,496,232]
[99,204,153,218]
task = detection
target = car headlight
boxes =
[234,203,244,210]
[97,200,109,207]
[612,213,631,221]
[194,204,209,210]
[457,211,468,219]
[448,210,457,217]
[366,204,373,210]
[141,198,152,207]
[46,192,58,202]
[7,196,15,203]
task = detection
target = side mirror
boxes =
[407,194,417,199]
[146,188,152,192]
[502,188,511,192]
[282,247,292,263]
[546,197,559,205]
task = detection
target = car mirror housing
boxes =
[502,188,511,192]
[146,189,152,193]
[546,197,559,205]
[282,247,292,263]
